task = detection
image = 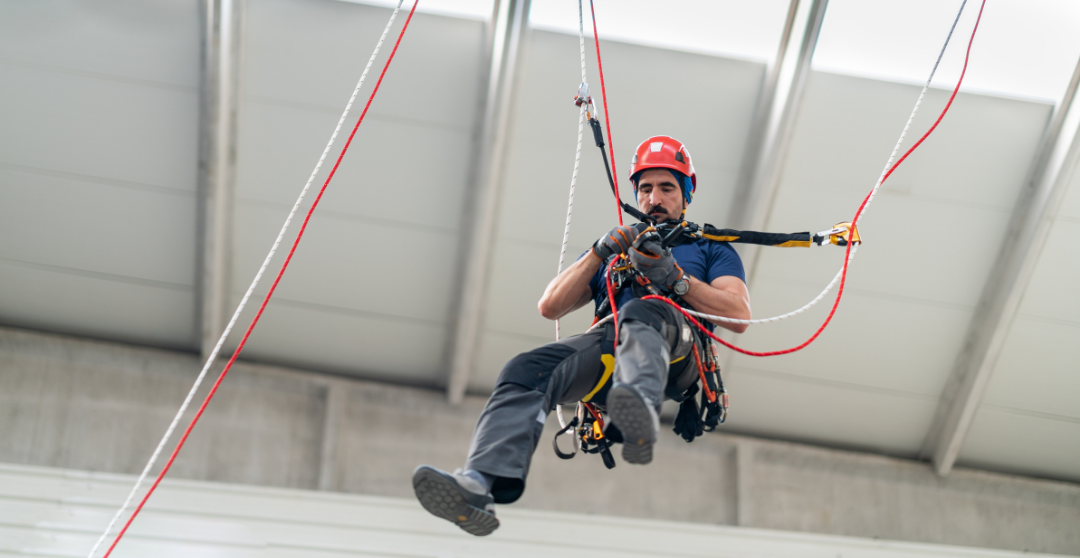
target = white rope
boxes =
[555,0,590,430]
[554,0,589,342]
[688,0,968,327]
[85,4,405,556]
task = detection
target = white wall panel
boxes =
[2,463,1069,558]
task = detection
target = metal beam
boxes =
[726,0,829,279]
[196,0,242,358]
[445,0,531,404]
[923,58,1080,476]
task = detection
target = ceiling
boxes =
[0,0,1077,483]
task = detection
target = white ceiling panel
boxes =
[0,169,196,286]
[730,278,974,397]
[0,0,199,350]
[1011,219,1080,325]
[720,365,939,456]
[958,405,1080,483]
[481,238,595,336]
[0,64,198,193]
[0,261,195,350]
[235,102,472,230]
[1056,159,1080,221]
[245,0,484,131]
[237,299,448,384]
[982,317,1080,421]
[0,0,199,88]
[231,203,459,323]
[759,194,1012,308]
[768,72,1049,219]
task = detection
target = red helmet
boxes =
[629,136,696,203]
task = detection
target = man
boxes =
[413,136,751,536]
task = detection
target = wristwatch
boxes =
[672,275,690,296]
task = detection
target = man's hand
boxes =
[629,237,684,290]
[592,223,647,262]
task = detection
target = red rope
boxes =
[588,0,623,226]
[99,4,419,555]
[643,0,987,357]
[605,256,620,345]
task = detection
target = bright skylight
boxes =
[342,0,1080,105]
[814,0,1080,104]
[340,0,494,20]
[528,0,791,63]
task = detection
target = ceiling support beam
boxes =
[726,0,829,279]
[923,58,1080,476]
[445,0,531,404]
[196,0,243,358]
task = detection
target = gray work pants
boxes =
[464,298,695,504]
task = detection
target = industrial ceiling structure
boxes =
[1,0,1078,485]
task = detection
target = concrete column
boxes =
[317,380,347,491]
[735,441,756,527]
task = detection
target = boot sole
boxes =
[412,467,499,537]
[607,385,657,465]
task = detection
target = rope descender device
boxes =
[817,222,862,247]
[574,81,592,109]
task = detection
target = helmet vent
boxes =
[675,152,684,163]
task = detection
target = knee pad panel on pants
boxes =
[617,298,669,333]
[496,344,578,392]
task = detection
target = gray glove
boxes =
[592,223,647,261]
[629,237,684,289]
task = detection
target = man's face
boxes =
[635,168,685,222]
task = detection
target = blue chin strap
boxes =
[632,169,694,209]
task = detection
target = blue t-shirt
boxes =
[588,238,745,330]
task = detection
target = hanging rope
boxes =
[87,3,419,556]
[647,0,987,356]
[589,0,623,226]
[555,0,590,341]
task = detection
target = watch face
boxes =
[674,279,689,295]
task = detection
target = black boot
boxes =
[412,465,499,536]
